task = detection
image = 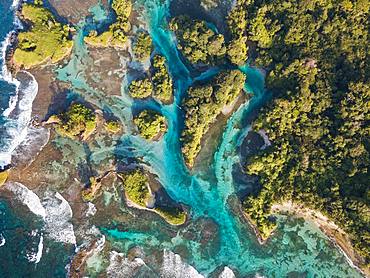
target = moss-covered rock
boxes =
[104,120,122,134]
[155,206,186,225]
[81,177,102,202]
[0,171,9,187]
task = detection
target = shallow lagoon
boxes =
[0,0,365,277]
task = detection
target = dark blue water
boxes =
[0,0,22,169]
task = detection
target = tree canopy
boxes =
[181,70,246,167]
[236,0,370,263]
[14,3,73,68]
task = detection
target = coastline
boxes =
[271,202,369,277]
[124,192,187,226]
[242,201,369,276]
[242,201,369,277]
[0,0,367,277]
[192,91,248,171]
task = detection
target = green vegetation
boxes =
[129,55,173,103]
[118,170,151,207]
[104,120,121,134]
[134,110,167,140]
[238,0,370,263]
[81,177,101,202]
[155,206,186,225]
[0,171,9,187]
[84,0,132,48]
[118,170,186,225]
[133,31,153,61]
[129,78,153,99]
[13,3,73,69]
[51,103,96,140]
[226,3,248,65]
[152,55,173,103]
[169,15,226,64]
[181,70,246,167]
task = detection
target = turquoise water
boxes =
[53,0,363,277]
[0,0,364,276]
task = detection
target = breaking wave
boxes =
[161,250,204,278]
[4,182,46,219]
[26,232,44,264]
[0,71,39,169]
[218,267,236,278]
[1,183,76,265]
[1,0,23,117]
[0,0,38,170]
[0,233,5,247]
[43,192,77,246]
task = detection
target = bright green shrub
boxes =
[134,110,167,140]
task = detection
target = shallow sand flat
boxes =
[84,46,127,96]
[48,0,108,24]
[29,66,68,121]
[272,202,370,277]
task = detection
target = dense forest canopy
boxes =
[230,0,369,264]
[181,70,246,167]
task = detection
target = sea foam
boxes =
[4,182,46,219]
[218,267,236,278]
[106,251,146,278]
[0,0,39,170]
[0,233,5,247]
[26,233,44,264]
[43,192,77,246]
[161,250,204,278]
[0,71,39,169]
[1,0,23,117]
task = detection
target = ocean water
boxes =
[0,0,365,277]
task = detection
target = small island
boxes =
[133,110,167,140]
[169,15,226,64]
[129,55,174,104]
[84,0,132,48]
[118,169,186,225]
[104,120,122,134]
[132,31,153,62]
[151,55,173,103]
[13,2,73,69]
[181,70,246,168]
[46,103,97,141]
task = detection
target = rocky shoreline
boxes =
[241,200,370,277]
[271,202,369,277]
